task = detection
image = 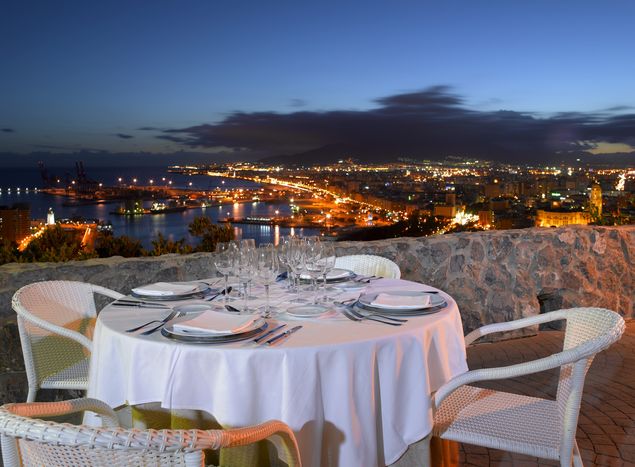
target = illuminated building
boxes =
[0,204,31,243]
[535,209,590,227]
[434,204,464,218]
[589,183,602,219]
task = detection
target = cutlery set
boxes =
[252,323,302,345]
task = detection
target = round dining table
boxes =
[88,278,468,467]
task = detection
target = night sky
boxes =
[1,0,634,164]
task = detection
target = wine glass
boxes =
[304,243,326,305]
[277,236,294,291]
[240,238,256,250]
[319,243,337,301]
[287,238,307,303]
[255,244,280,317]
[235,247,255,313]
[214,242,236,303]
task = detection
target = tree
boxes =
[21,225,95,262]
[94,232,146,258]
[188,216,234,252]
[150,232,193,256]
[0,240,19,265]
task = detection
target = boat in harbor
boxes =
[149,201,187,214]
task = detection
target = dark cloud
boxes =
[1,128,15,133]
[289,98,307,108]
[137,126,160,131]
[114,133,134,139]
[604,105,634,112]
[158,86,635,164]
[31,144,109,153]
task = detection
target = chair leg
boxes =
[572,440,584,467]
[26,386,37,403]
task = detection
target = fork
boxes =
[346,305,407,324]
[140,311,185,335]
[335,298,407,322]
[337,305,402,326]
[126,310,177,333]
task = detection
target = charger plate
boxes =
[132,282,210,301]
[161,319,268,344]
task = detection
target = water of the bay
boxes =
[0,166,319,247]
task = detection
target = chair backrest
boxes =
[0,399,301,467]
[335,254,401,279]
[11,281,106,389]
[556,307,625,460]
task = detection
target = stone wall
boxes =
[0,225,633,405]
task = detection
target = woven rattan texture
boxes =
[334,254,401,279]
[0,398,301,467]
[433,307,625,466]
[11,281,124,402]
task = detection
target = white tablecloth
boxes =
[88,279,467,467]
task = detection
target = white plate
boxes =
[331,281,367,291]
[300,268,354,281]
[167,317,265,337]
[359,290,445,311]
[286,304,330,318]
[132,282,208,300]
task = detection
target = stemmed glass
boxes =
[319,243,337,301]
[255,244,280,317]
[277,236,295,291]
[235,247,255,313]
[214,242,236,304]
[304,243,326,305]
[287,238,306,303]
[240,238,257,298]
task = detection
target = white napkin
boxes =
[132,282,199,297]
[173,311,259,335]
[371,292,431,308]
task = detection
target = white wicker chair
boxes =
[11,281,124,402]
[335,254,401,279]
[432,307,625,467]
[0,397,302,467]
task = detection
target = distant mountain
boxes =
[259,143,412,166]
[259,145,635,167]
[577,152,635,168]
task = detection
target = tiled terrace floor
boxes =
[457,320,635,467]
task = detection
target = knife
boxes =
[266,325,302,346]
[113,301,171,309]
[253,323,287,343]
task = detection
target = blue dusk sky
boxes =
[1,0,634,164]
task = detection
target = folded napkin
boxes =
[173,311,258,335]
[132,282,199,297]
[371,292,431,308]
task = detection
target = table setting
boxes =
[88,236,468,467]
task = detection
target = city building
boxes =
[535,209,590,227]
[0,204,31,243]
[589,183,602,219]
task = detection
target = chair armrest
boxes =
[434,343,590,410]
[4,398,119,427]
[215,420,302,467]
[464,309,568,346]
[92,285,125,300]
[17,311,93,351]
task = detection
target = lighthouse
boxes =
[46,207,55,226]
